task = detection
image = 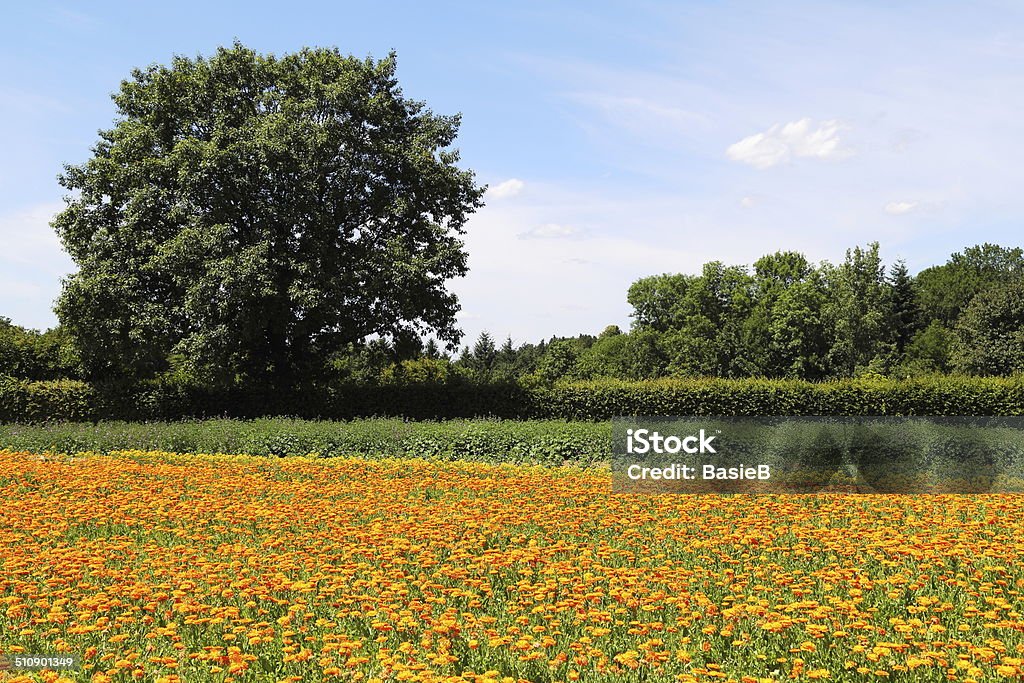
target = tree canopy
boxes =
[53,42,484,386]
[953,280,1024,375]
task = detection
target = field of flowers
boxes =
[1,450,1023,683]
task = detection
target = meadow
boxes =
[1,449,1023,682]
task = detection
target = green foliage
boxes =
[0,418,610,466]
[457,331,497,381]
[0,377,96,422]
[618,242,1023,382]
[573,332,631,380]
[888,259,921,354]
[822,242,894,377]
[537,338,585,383]
[379,357,453,385]
[626,245,901,380]
[538,376,1024,419]
[53,42,484,386]
[749,253,830,379]
[5,375,1024,423]
[662,262,756,377]
[329,339,399,385]
[0,319,80,380]
[915,243,1024,325]
[904,321,953,375]
[626,273,693,332]
[953,281,1024,375]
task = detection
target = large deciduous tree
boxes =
[53,43,485,386]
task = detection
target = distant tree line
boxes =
[338,241,1024,384]
[4,244,1023,386]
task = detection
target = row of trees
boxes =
[442,242,1024,383]
[618,242,1024,380]
[4,242,1023,384]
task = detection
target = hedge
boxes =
[538,377,1024,419]
[4,375,1024,423]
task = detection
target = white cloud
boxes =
[726,118,854,169]
[885,200,919,215]
[740,196,757,208]
[486,178,525,199]
[883,197,952,216]
[517,223,584,239]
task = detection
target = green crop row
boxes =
[0,417,611,465]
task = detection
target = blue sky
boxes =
[3,1,1024,346]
